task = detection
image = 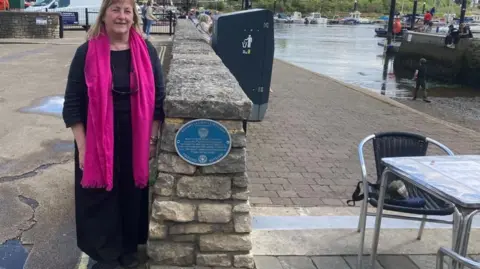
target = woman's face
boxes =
[103,1,134,36]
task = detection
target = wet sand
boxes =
[393,87,480,133]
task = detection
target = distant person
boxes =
[0,0,9,11]
[430,7,435,17]
[141,2,148,32]
[412,58,431,102]
[144,0,159,38]
[62,0,165,268]
[445,24,458,48]
[459,23,472,39]
[424,11,432,25]
[393,18,402,34]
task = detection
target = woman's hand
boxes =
[149,144,157,160]
[78,146,85,170]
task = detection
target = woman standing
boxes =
[144,0,159,38]
[62,0,165,268]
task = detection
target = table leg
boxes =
[457,210,479,269]
[450,210,462,269]
[370,169,389,269]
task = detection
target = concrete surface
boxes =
[254,255,447,269]
[0,39,171,269]
[247,59,480,207]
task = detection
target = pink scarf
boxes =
[82,29,155,191]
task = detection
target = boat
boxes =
[350,11,372,24]
[307,12,328,24]
[274,13,293,23]
[290,11,304,24]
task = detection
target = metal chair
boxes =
[356,132,455,269]
[437,247,480,269]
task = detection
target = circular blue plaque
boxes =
[174,119,232,166]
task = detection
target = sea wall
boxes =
[0,11,60,39]
[147,19,255,269]
[394,31,473,83]
[462,38,480,86]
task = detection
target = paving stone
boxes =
[277,256,317,269]
[409,255,449,269]
[254,256,284,269]
[311,256,351,269]
[343,255,385,269]
[377,255,419,269]
[246,60,480,206]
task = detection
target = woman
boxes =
[62,0,165,268]
[144,0,158,38]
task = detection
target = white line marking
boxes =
[76,252,89,269]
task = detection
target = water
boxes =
[0,240,29,269]
[273,23,466,98]
[19,95,64,117]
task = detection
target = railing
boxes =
[7,7,175,37]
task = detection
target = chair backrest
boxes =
[372,132,429,182]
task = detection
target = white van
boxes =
[26,0,141,29]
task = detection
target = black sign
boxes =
[60,12,79,25]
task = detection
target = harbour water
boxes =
[273,23,476,98]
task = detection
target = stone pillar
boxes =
[147,20,254,269]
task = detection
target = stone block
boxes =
[200,149,246,174]
[234,254,255,269]
[171,235,196,242]
[196,254,232,267]
[199,234,252,252]
[164,65,252,120]
[234,213,252,233]
[152,201,195,222]
[233,173,249,188]
[232,188,249,201]
[147,241,195,266]
[158,152,196,175]
[149,221,168,240]
[177,176,231,200]
[153,173,175,196]
[197,204,232,223]
[160,119,184,152]
[170,223,234,235]
[233,201,250,213]
[173,41,214,56]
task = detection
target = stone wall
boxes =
[0,11,60,39]
[395,31,472,82]
[147,19,255,269]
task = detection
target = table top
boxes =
[382,155,480,209]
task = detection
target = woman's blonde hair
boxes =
[86,0,143,40]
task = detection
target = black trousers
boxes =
[142,18,147,33]
[414,80,427,99]
[74,111,149,262]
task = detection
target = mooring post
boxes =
[387,0,396,45]
[460,0,467,24]
[411,0,418,29]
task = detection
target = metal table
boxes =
[370,155,480,269]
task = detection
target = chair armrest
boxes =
[436,247,480,269]
[358,135,376,184]
[427,137,455,156]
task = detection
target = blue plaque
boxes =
[175,119,232,166]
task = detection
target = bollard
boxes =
[59,14,64,38]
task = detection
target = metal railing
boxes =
[7,7,175,37]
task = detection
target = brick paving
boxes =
[254,255,451,269]
[247,60,480,207]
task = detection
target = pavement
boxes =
[0,36,170,269]
[247,59,480,207]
